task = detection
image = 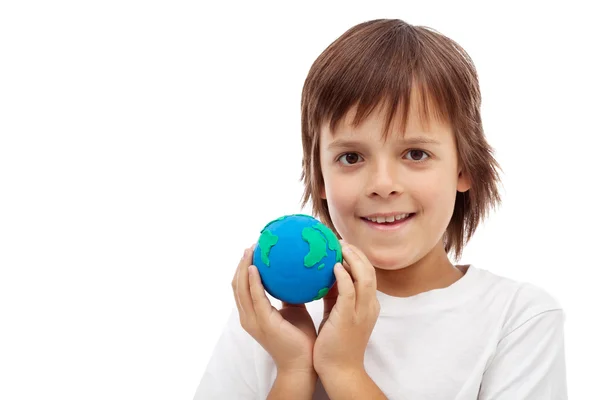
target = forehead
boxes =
[320,94,453,144]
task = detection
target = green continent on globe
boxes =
[313,287,329,300]
[258,229,278,266]
[260,216,286,233]
[313,222,342,263]
[261,214,311,234]
[301,227,328,268]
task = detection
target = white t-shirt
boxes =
[193,266,567,399]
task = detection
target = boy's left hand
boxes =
[313,241,380,376]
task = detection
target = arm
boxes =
[478,309,567,399]
[267,370,318,400]
[318,368,387,400]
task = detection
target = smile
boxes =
[364,213,412,223]
[360,213,415,230]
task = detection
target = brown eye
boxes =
[406,150,429,162]
[339,152,362,165]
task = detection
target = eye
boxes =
[405,149,430,162]
[337,152,363,166]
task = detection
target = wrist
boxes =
[277,368,318,383]
[315,360,363,378]
[317,367,386,400]
[268,369,318,400]
[317,365,365,385]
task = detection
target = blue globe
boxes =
[253,214,342,304]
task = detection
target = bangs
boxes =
[302,19,478,139]
[327,82,447,139]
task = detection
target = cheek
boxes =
[324,174,358,214]
[414,169,458,213]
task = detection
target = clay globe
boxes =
[252,214,342,304]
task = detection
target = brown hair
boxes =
[300,18,502,260]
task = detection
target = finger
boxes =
[248,265,276,325]
[342,260,353,278]
[333,262,356,315]
[232,266,244,315]
[231,250,245,314]
[347,243,372,267]
[348,244,377,286]
[340,242,377,312]
[236,247,256,318]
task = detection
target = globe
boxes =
[252,214,342,304]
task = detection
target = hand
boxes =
[313,241,380,376]
[231,245,318,375]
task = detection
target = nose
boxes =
[367,159,403,199]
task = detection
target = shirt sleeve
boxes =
[478,309,568,399]
[192,308,259,400]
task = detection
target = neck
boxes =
[375,240,465,298]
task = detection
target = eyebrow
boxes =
[326,136,441,150]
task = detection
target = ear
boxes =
[457,168,471,193]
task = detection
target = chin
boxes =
[360,246,417,271]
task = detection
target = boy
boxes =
[194,19,567,399]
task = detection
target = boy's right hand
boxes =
[231,245,318,376]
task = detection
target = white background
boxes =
[1,1,598,399]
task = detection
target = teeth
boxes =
[367,214,411,223]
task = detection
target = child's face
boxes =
[319,100,470,271]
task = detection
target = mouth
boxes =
[360,212,416,229]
